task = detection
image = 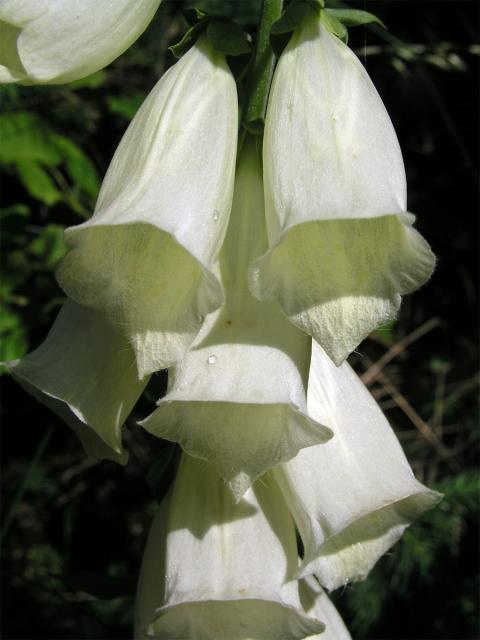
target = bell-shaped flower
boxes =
[250,11,435,365]
[134,454,325,639]
[140,140,332,499]
[56,38,238,378]
[273,340,442,591]
[0,0,161,84]
[298,576,351,640]
[9,301,148,463]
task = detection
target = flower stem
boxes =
[242,0,283,135]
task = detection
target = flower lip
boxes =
[57,222,225,379]
[140,400,332,501]
[8,301,148,463]
[145,598,325,640]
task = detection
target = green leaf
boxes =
[53,135,100,199]
[320,10,348,43]
[67,70,106,90]
[107,95,144,122]
[0,112,61,166]
[169,21,208,59]
[324,8,387,30]
[270,0,311,35]
[206,20,251,56]
[15,160,62,205]
[0,204,29,220]
[0,305,28,367]
[29,224,66,268]
[270,0,323,55]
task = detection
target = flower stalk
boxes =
[242,0,283,134]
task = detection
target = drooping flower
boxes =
[250,10,435,365]
[0,0,162,84]
[56,37,238,378]
[134,454,326,640]
[140,139,332,498]
[273,340,442,591]
[9,301,148,463]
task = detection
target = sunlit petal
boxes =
[9,301,148,462]
[135,455,325,639]
[274,341,442,590]
[252,13,435,364]
[56,39,238,377]
[141,141,331,498]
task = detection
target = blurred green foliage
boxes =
[1,1,478,639]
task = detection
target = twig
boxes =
[373,368,460,471]
[362,317,441,386]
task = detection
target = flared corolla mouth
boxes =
[249,215,435,366]
[57,222,225,378]
[140,400,332,500]
[300,487,443,591]
[141,598,325,640]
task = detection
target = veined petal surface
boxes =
[134,455,325,640]
[251,13,435,364]
[141,141,332,498]
[0,0,161,84]
[9,301,148,463]
[274,341,442,591]
[56,39,238,378]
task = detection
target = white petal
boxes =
[252,14,435,364]
[140,141,332,497]
[134,455,325,640]
[56,39,238,377]
[274,341,442,591]
[0,0,161,84]
[9,301,148,463]
[298,576,351,640]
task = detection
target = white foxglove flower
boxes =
[134,454,325,639]
[140,140,332,499]
[56,38,238,378]
[250,11,435,365]
[0,0,161,84]
[274,340,442,591]
[9,301,148,463]
[298,576,351,639]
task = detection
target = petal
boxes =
[251,14,435,364]
[0,0,161,84]
[9,301,148,463]
[56,39,238,377]
[140,141,332,498]
[298,576,351,640]
[274,341,442,591]
[134,455,325,640]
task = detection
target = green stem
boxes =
[243,0,283,135]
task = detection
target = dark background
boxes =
[1,1,478,638]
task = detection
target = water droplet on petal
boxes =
[213,209,220,221]
[207,354,217,365]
